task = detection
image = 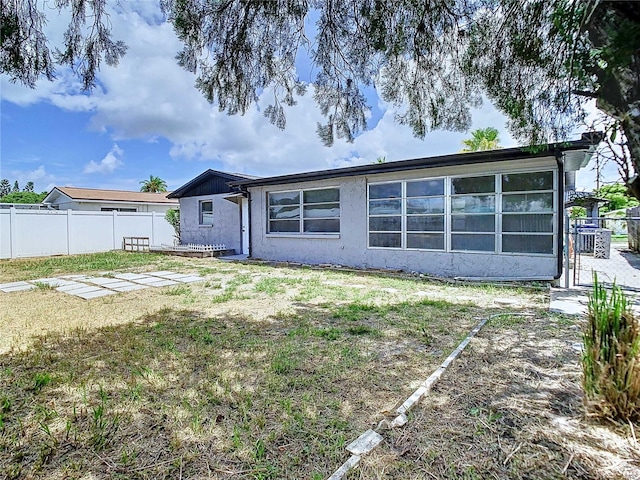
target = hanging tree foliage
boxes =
[2,1,639,194]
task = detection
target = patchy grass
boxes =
[1,253,635,478]
[0,251,173,282]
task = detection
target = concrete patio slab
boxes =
[147,271,176,277]
[75,289,117,300]
[85,277,123,286]
[113,273,151,281]
[0,282,37,293]
[109,284,148,292]
[58,285,105,295]
[33,278,78,287]
[129,276,178,286]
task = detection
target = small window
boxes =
[200,201,213,225]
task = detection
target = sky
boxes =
[0,2,616,195]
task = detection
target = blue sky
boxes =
[0,2,612,194]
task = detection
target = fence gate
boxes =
[571,217,640,292]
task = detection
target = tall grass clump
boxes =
[583,274,640,421]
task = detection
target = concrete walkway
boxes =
[550,285,640,315]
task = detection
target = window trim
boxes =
[266,187,341,236]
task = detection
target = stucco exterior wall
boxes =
[179,194,241,252]
[247,157,560,279]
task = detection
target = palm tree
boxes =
[139,175,168,193]
[461,127,501,152]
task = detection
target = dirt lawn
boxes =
[0,253,638,479]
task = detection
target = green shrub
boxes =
[582,274,640,421]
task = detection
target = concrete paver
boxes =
[76,289,117,300]
[0,282,37,293]
[33,278,78,287]
[109,284,148,292]
[130,277,179,286]
[114,273,151,281]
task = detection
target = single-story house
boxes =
[222,134,600,280]
[43,187,178,213]
[167,170,259,253]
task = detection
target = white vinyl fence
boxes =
[0,208,175,259]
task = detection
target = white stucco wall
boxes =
[247,157,561,279]
[179,194,242,252]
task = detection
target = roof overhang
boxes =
[231,133,603,189]
[222,192,247,204]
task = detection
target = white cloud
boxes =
[83,145,124,174]
[5,165,57,192]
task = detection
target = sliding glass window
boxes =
[268,188,340,234]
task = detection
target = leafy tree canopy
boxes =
[461,127,501,152]
[0,179,10,198]
[0,191,47,204]
[2,1,639,193]
[596,183,640,213]
[140,175,168,193]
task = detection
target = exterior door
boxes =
[241,197,250,255]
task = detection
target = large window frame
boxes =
[267,187,340,235]
[367,169,556,256]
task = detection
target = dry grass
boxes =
[355,314,640,479]
[0,253,637,479]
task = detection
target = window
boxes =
[101,207,137,212]
[199,200,213,225]
[451,175,496,252]
[501,171,554,254]
[268,188,340,234]
[368,179,445,250]
[367,170,556,255]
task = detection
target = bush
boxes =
[582,274,640,421]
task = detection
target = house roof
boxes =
[168,170,259,199]
[230,133,602,188]
[44,186,178,205]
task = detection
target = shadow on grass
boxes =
[0,296,542,480]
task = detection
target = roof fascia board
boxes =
[168,169,253,198]
[231,138,597,188]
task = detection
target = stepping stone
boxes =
[0,281,36,293]
[130,277,178,286]
[147,271,177,277]
[85,277,123,286]
[33,278,78,287]
[56,282,88,292]
[75,289,117,300]
[150,272,203,282]
[60,274,93,281]
[100,281,140,289]
[59,285,105,295]
[114,273,151,281]
[109,284,148,292]
[173,275,203,283]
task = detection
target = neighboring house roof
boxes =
[230,133,602,188]
[43,186,178,205]
[168,170,259,199]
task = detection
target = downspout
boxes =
[555,150,565,281]
[246,189,252,258]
